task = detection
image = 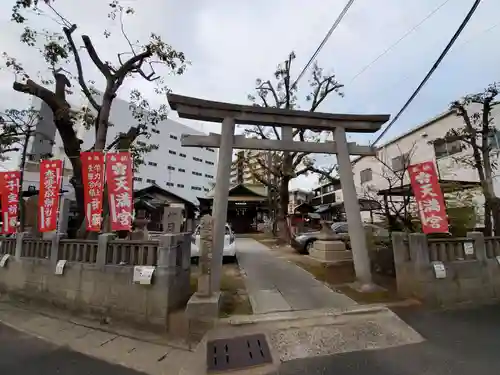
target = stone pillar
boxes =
[391,232,410,295]
[467,231,487,262]
[157,233,192,310]
[334,126,373,289]
[50,233,63,266]
[408,233,430,270]
[96,233,115,267]
[163,206,183,233]
[14,232,26,260]
[210,117,235,291]
[197,214,214,297]
[57,197,71,235]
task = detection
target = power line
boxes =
[372,0,483,147]
[292,0,355,87]
[348,0,451,84]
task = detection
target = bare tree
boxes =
[244,52,344,242]
[359,144,418,231]
[4,0,188,234]
[441,83,500,235]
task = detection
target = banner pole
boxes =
[55,158,65,234]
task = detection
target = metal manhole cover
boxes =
[206,333,273,372]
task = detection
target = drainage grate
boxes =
[206,333,273,372]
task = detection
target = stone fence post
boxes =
[157,233,191,310]
[50,234,64,266]
[15,232,27,260]
[408,233,433,300]
[467,231,487,262]
[96,233,115,267]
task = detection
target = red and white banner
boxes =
[39,159,63,232]
[0,171,20,234]
[106,152,133,231]
[81,152,105,231]
[408,161,449,234]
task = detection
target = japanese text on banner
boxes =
[0,171,20,234]
[106,152,133,231]
[81,152,105,231]
[408,161,449,234]
[39,160,63,232]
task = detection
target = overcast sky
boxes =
[1,0,499,189]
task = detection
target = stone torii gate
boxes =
[167,93,389,293]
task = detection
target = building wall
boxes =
[230,150,268,185]
[27,96,217,203]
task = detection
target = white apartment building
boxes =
[334,104,500,223]
[20,97,218,204]
[288,189,312,214]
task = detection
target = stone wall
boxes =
[0,233,191,329]
[392,232,500,307]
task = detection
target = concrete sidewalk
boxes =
[235,238,356,314]
[0,302,195,375]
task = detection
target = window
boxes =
[180,153,186,158]
[179,168,186,172]
[204,188,210,192]
[177,184,184,188]
[360,168,372,184]
[169,150,177,155]
[166,182,174,187]
[193,157,202,162]
[148,161,157,167]
[146,178,156,183]
[206,148,215,152]
[205,160,214,165]
[167,166,175,170]
[192,171,202,176]
[433,137,462,159]
[391,153,409,172]
[191,186,202,191]
[151,128,160,134]
[133,177,143,182]
[205,174,214,179]
[170,134,178,140]
[137,141,146,147]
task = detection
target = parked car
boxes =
[190,223,236,259]
[291,222,389,254]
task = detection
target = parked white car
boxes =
[191,223,236,258]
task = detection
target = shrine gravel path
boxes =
[235,238,356,314]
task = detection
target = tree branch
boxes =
[82,35,112,79]
[63,26,100,111]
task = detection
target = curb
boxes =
[0,299,193,352]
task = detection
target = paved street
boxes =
[0,322,146,375]
[270,304,500,375]
[235,238,356,314]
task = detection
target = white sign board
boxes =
[133,266,155,285]
[496,256,500,265]
[432,261,447,279]
[463,242,474,256]
[0,254,10,268]
[55,260,67,275]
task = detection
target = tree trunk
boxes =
[277,175,291,244]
